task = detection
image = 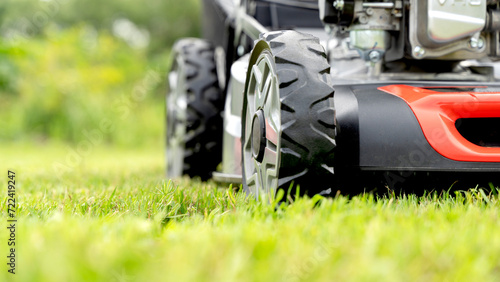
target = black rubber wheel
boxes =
[166,38,224,181]
[241,30,336,199]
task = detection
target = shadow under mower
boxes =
[166,0,500,199]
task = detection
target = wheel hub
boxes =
[243,52,281,198]
[251,109,266,163]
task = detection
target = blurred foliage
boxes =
[0,0,201,55]
[0,0,202,147]
[0,26,164,146]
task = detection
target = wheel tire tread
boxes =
[167,39,224,180]
[268,31,336,194]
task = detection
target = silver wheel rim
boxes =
[243,51,282,199]
[166,57,187,178]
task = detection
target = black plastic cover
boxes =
[334,83,500,172]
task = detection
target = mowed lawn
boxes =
[1,143,500,282]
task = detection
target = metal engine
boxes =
[320,0,500,79]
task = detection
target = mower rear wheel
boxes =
[166,38,224,181]
[241,31,336,200]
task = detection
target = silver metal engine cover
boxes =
[421,0,486,47]
[409,0,488,60]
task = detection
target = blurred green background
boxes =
[0,0,201,148]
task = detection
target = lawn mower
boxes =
[166,0,500,198]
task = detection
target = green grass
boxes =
[2,1,499,280]
[2,143,500,281]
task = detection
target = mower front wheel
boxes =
[241,31,337,200]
